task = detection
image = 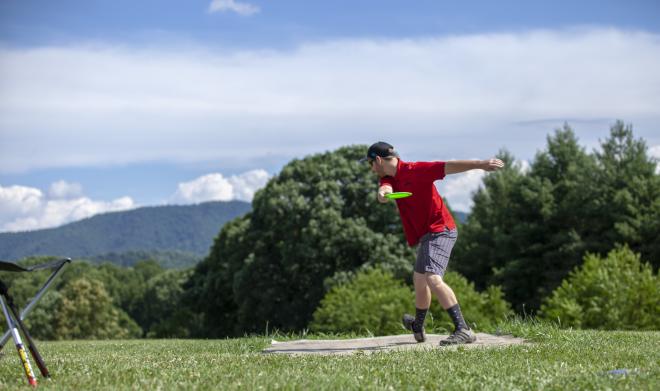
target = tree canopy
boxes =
[4,121,655,339]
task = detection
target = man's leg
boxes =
[403,272,431,342]
[412,272,432,334]
[426,273,475,345]
[425,273,457,309]
[414,272,432,309]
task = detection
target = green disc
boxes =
[385,192,412,199]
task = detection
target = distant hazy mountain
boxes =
[0,201,251,264]
[0,201,469,268]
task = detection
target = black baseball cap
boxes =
[360,141,399,163]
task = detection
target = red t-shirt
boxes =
[379,159,456,246]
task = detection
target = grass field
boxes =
[1,321,658,390]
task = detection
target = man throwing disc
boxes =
[363,141,504,345]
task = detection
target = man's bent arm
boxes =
[444,159,504,175]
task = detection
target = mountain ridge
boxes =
[0,201,251,262]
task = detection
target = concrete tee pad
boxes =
[263,333,526,355]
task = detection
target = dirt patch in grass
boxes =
[264,333,527,355]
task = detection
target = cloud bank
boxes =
[171,169,270,204]
[0,169,271,232]
[1,28,659,175]
[0,182,135,232]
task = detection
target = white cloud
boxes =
[172,174,233,203]
[1,28,659,174]
[437,169,486,212]
[226,169,271,201]
[0,169,269,232]
[435,158,532,211]
[518,159,532,174]
[0,185,43,222]
[650,145,660,174]
[208,0,260,16]
[650,145,660,158]
[171,169,270,204]
[0,183,135,232]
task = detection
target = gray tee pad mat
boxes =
[264,333,526,355]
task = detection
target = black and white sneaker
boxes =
[439,328,477,346]
[402,314,426,343]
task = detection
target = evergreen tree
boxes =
[590,121,660,268]
[498,125,598,310]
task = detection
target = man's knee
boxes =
[425,272,444,287]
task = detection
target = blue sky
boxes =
[2,1,659,47]
[1,1,659,232]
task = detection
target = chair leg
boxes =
[6,298,50,378]
[0,296,37,387]
[0,262,68,352]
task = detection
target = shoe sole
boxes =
[438,332,477,346]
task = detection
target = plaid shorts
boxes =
[415,228,458,276]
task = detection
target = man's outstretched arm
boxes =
[444,159,504,175]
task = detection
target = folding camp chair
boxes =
[0,258,71,386]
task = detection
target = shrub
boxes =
[540,246,660,330]
[428,271,513,332]
[310,267,413,335]
[310,267,513,335]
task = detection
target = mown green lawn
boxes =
[1,322,658,390]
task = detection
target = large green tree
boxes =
[138,269,193,338]
[53,259,166,335]
[51,278,142,340]
[186,145,416,336]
